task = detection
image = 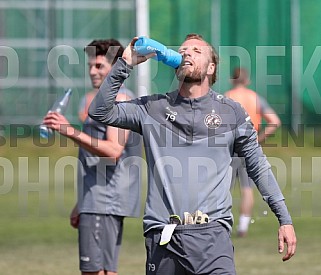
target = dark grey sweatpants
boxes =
[145,221,236,275]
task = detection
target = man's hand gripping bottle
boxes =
[39,88,72,138]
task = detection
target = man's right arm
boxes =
[88,37,155,130]
[88,58,134,126]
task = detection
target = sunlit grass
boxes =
[1,128,321,274]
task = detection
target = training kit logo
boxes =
[204,110,222,129]
[165,106,177,122]
[80,256,90,262]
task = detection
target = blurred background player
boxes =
[43,39,142,275]
[225,67,281,237]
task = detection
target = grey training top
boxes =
[77,86,143,217]
[88,58,292,234]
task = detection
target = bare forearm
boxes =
[258,124,279,143]
[258,112,281,143]
[88,58,132,124]
[65,127,124,158]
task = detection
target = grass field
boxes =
[1,128,321,274]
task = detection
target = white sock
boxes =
[238,215,251,233]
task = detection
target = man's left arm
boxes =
[234,105,296,261]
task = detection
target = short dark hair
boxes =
[184,33,219,85]
[84,39,124,65]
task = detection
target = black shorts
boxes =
[78,213,124,272]
[145,221,236,275]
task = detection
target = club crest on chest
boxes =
[204,110,222,129]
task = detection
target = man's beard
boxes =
[176,67,204,83]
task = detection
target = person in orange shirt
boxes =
[225,67,281,237]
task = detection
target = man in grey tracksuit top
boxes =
[43,39,142,275]
[89,34,296,274]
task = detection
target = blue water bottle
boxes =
[134,36,182,69]
[39,88,72,138]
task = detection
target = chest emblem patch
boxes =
[204,112,222,129]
